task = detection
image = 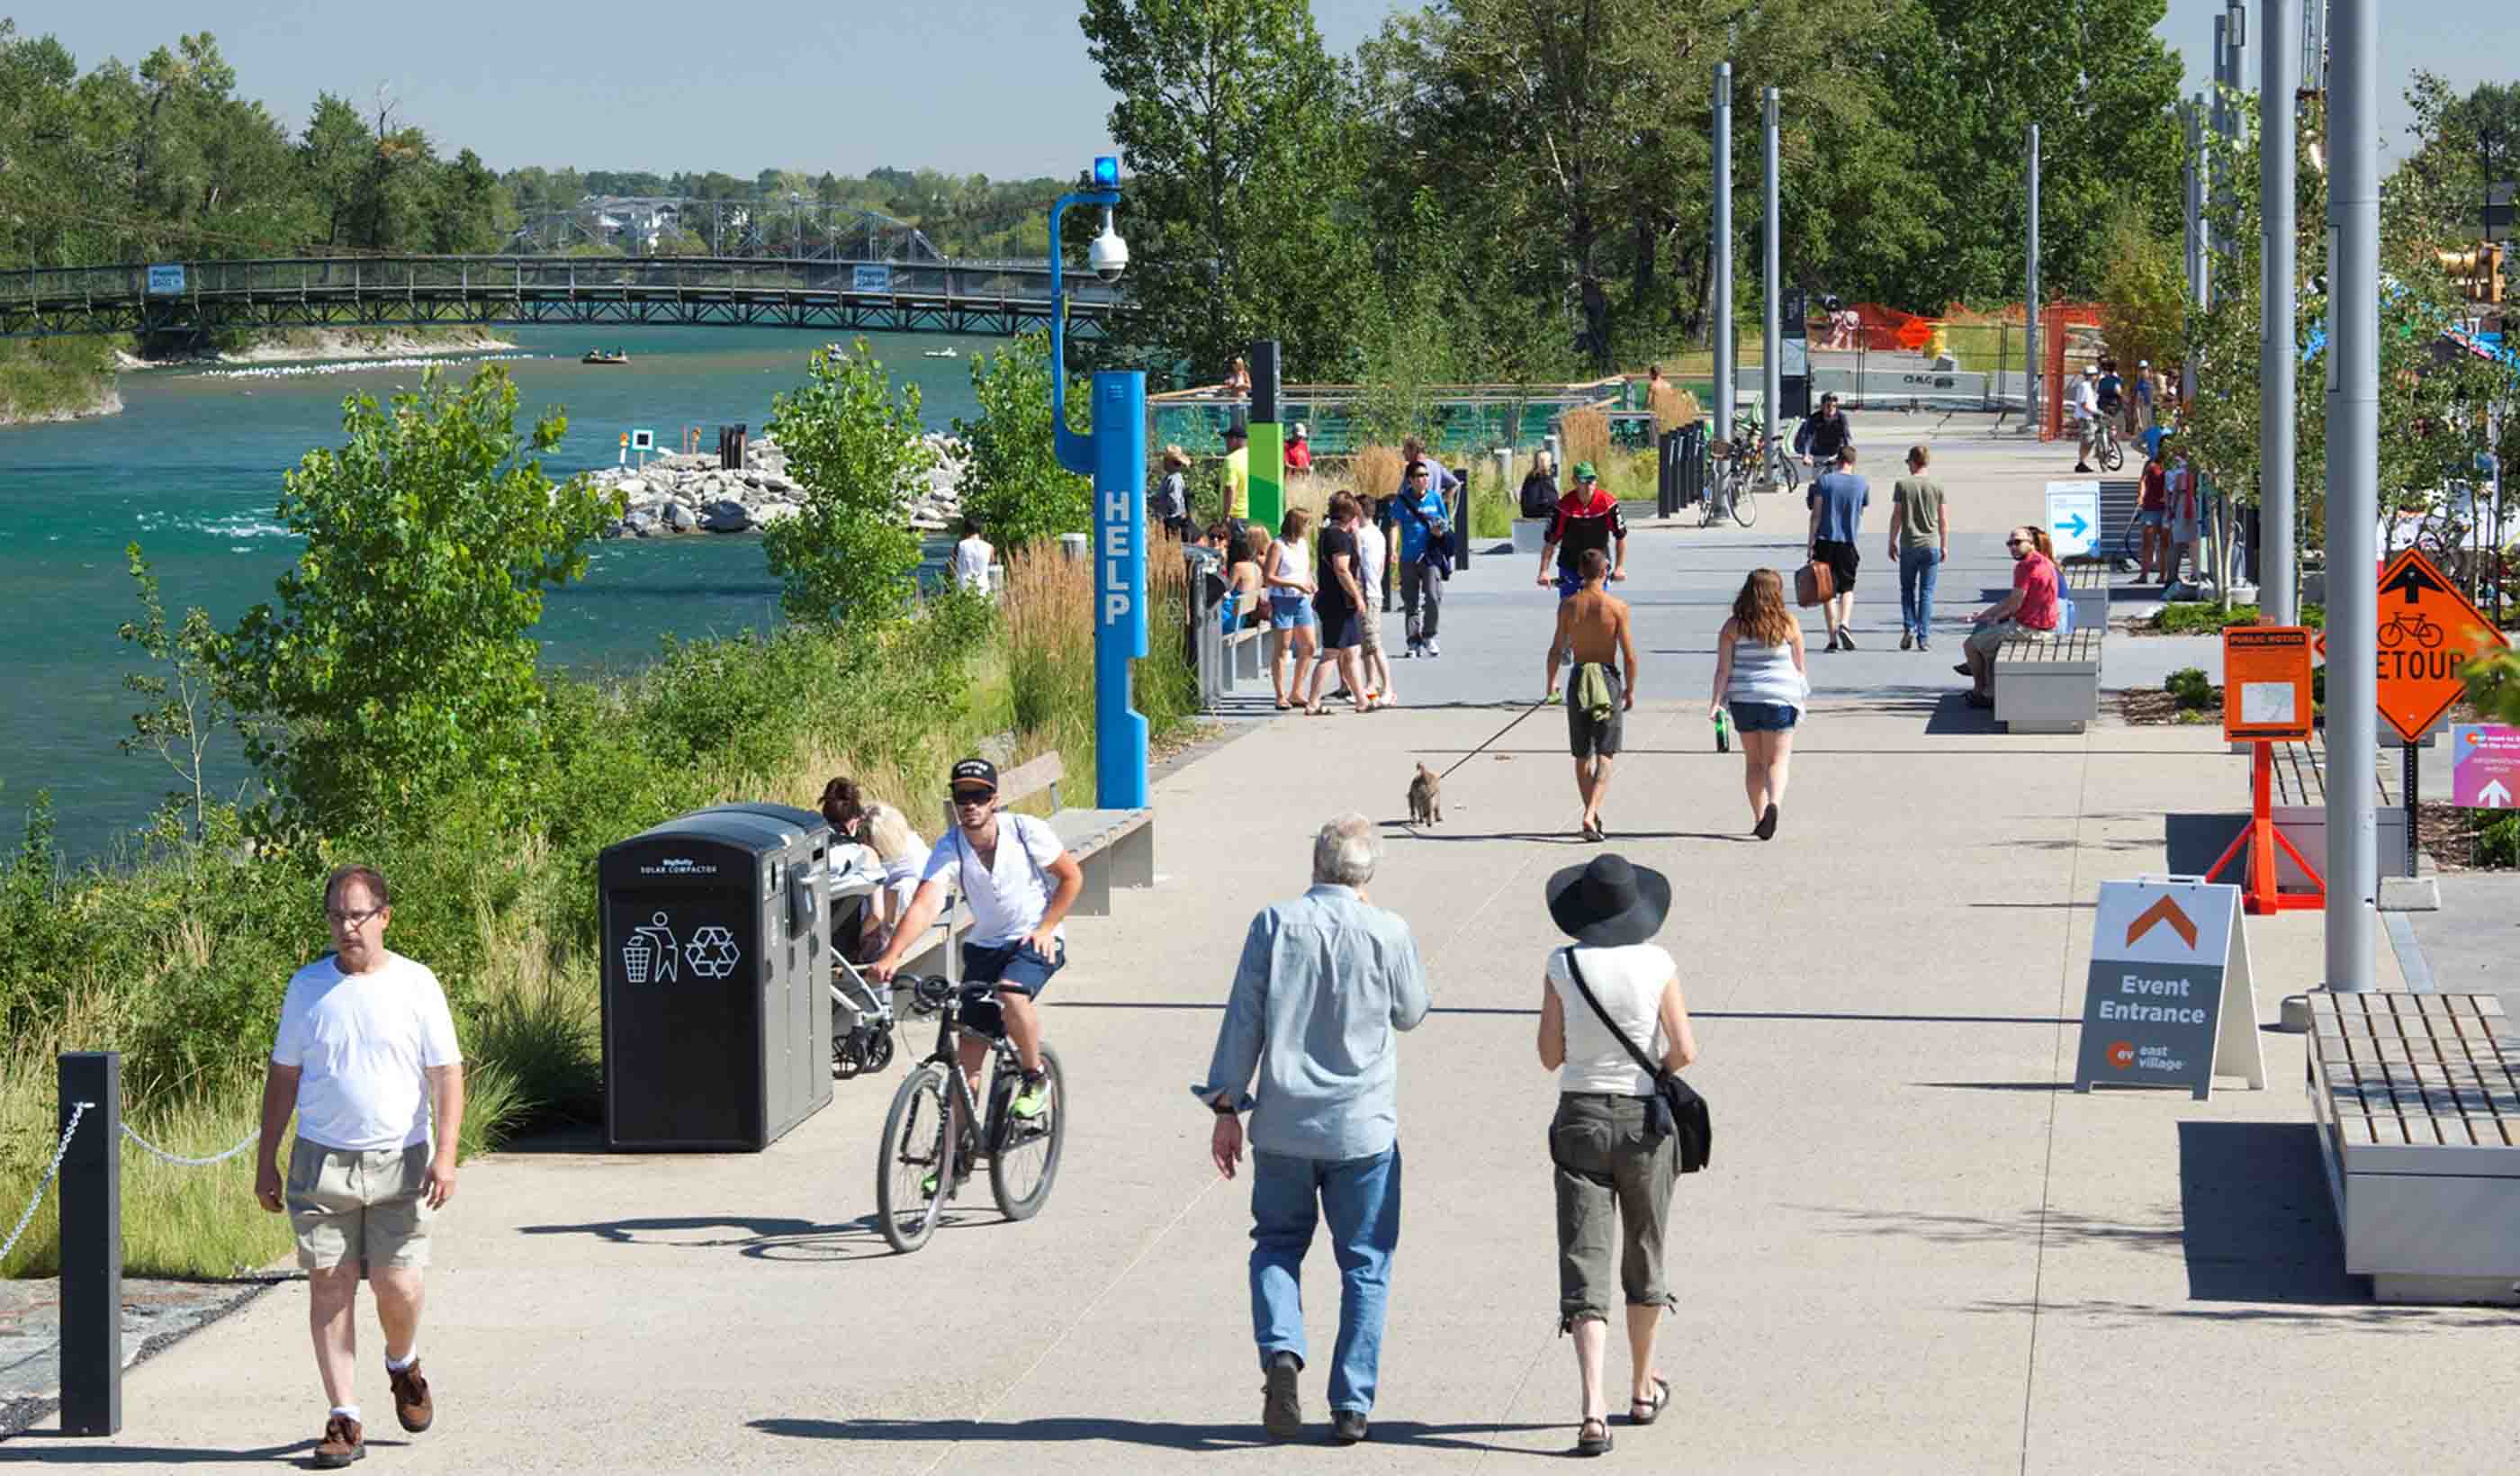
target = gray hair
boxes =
[1311,813,1381,887]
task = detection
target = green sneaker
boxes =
[1011,1072,1053,1120]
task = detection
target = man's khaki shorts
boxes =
[1355,600,1385,657]
[1966,617,2021,657]
[286,1138,434,1273]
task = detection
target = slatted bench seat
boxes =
[1993,626,2102,734]
[2264,740,2410,883]
[2060,562,2110,633]
[2307,991,2520,1303]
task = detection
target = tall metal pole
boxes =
[2211,14,2230,265]
[2325,0,2379,993]
[1763,86,1781,446]
[1713,63,1734,450]
[2185,99,2208,413]
[2027,123,2041,426]
[2262,0,2300,624]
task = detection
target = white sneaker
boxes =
[1426,639,1441,657]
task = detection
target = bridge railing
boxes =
[0,256,1121,309]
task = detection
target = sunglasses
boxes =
[949,791,996,808]
[2005,538,2029,548]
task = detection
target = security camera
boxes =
[1089,211,1129,284]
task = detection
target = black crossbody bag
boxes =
[1561,948,1712,1174]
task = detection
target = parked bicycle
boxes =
[1701,430,1778,528]
[874,973,1067,1254]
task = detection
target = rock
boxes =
[601,520,627,540]
[616,477,646,499]
[752,501,801,526]
[701,500,752,533]
[623,509,659,538]
[662,502,698,533]
[763,473,791,492]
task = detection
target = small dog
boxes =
[1407,762,1442,826]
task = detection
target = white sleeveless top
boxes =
[1547,943,1675,1096]
[1270,535,1310,587]
[1725,630,1807,711]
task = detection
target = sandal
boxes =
[1574,1418,1613,1457]
[1274,699,1292,711]
[1629,1375,1670,1425]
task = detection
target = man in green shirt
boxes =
[1886,445,1947,652]
[1223,425,1252,522]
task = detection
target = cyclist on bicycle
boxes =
[869,758,1084,1135]
[1793,392,1855,470]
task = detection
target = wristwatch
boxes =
[1210,1095,1238,1116]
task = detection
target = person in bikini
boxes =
[1543,549,1640,842]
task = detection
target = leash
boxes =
[1435,694,1556,781]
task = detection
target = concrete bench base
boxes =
[1994,628,2102,734]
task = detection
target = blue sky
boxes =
[14,1,2512,177]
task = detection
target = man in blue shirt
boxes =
[1198,814,1430,1447]
[1392,460,1454,657]
[1805,445,1870,649]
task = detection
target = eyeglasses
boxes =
[326,904,385,928]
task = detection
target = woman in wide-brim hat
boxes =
[1534,853,1698,1457]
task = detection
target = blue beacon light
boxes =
[1092,156,1120,187]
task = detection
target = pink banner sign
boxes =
[2451,724,2520,810]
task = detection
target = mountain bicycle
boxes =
[873,973,1067,1254]
[2089,412,2126,472]
[1701,431,1774,528]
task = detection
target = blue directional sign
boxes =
[2046,481,2100,560]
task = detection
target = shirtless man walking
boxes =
[1543,548,1640,842]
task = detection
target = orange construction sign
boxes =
[1893,318,1934,352]
[2363,549,2511,742]
[2222,626,2316,743]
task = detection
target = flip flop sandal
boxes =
[1274,700,1292,711]
[1575,1418,1613,1457]
[1629,1376,1670,1426]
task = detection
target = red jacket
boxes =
[1547,487,1626,569]
[1284,441,1312,471]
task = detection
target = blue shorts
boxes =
[2134,508,2166,528]
[957,939,1065,1036]
[1269,592,1316,630]
[1729,701,1800,734]
[1555,570,1584,601]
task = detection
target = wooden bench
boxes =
[1992,626,2102,734]
[896,750,1155,976]
[2306,990,2520,1304]
[2060,562,2110,633]
[2264,740,2411,883]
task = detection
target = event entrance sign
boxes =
[2074,878,2264,1101]
[2452,724,2520,808]
[2045,481,2100,561]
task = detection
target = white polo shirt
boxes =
[271,950,462,1152]
[920,814,1065,948]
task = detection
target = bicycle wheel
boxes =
[989,1043,1066,1221]
[876,1063,952,1253]
[1731,471,1760,526]
[1775,451,1802,497]
[2100,435,2124,472]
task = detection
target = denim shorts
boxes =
[957,939,1065,1036]
[1270,592,1316,630]
[1728,700,1800,733]
[2134,508,2166,528]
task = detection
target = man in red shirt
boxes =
[1959,526,2059,708]
[1285,423,1313,472]
[1534,462,1628,600]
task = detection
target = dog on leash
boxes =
[1407,762,1442,826]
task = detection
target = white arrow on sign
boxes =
[2480,779,2514,808]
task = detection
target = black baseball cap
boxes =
[950,758,998,795]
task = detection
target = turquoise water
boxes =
[0,324,994,860]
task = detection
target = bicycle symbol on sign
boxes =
[2379,612,2444,650]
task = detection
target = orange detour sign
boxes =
[1894,317,1934,352]
[2369,548,2511,742]
[2222,626,2316,742]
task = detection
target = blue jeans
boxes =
[1898,545,1942,643]
[1249,1144,1401,1416]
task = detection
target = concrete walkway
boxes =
[14,427,2514,1472]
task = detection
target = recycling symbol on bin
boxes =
[684,925,742,980]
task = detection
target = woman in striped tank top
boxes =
[1708,568,1809,840]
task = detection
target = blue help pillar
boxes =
[1090,371,1149,809]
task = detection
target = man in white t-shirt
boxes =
[2070,366,2101,473]
[952,519,994,594]
[869,758,1084,1186]
[1353,498,1393,706]
[255,863,464,1471]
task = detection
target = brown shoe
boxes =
[388,1358,434,1433]
[311,1414,364,1467]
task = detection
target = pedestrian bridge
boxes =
[0,256,1122,341]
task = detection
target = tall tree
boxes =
[1079,0,1372,381]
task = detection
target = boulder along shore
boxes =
[589,432,969,538]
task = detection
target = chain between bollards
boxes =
[0,1100,94,1265]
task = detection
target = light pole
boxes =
[789,193,800,264]
[1762,86,1780,450]
[1047,157,1148,810]
[1713,63,1733,451]
[2325,0,2380,993]
[2263,0,2299,625]
[2027,123,2041,428]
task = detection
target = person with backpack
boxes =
[1534,852,1700,1457]
[868,759,1084,1194]
[1393,460,1454,658]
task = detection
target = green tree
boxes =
[762,340,937,633]
[116,544,240,846]
[216,365,619,831]
[2095,202,2185,373]
[951,330,1091,551]
[1079,0,1372,381]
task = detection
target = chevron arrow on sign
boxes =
[2126,896,2198,950]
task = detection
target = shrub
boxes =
[2479,812,2520,868]
[2164,667,2216,709]
[762,339,936,634]
[951,330,1092,551]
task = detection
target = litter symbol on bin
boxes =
[624,913,680,985]
[686,925,742,980]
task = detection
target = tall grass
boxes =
[1559,408,1613,480]
[0,574,1203,1279]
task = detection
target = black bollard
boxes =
[58,1051,122,1436]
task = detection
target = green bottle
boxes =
[1713,708,1732,753]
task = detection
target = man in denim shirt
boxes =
[1197,814,1431,1446]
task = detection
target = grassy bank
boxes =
[0,544,1202,1278]
[0,338,120,425]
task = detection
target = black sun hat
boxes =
[1544,853,1673,948]
[949,757,998,796]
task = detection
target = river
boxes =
[0,324,997,861]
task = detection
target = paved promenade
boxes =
[16,424,2516,1472]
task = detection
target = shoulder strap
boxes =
[952,813,1053,897]
[1562,948,1662,1081]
